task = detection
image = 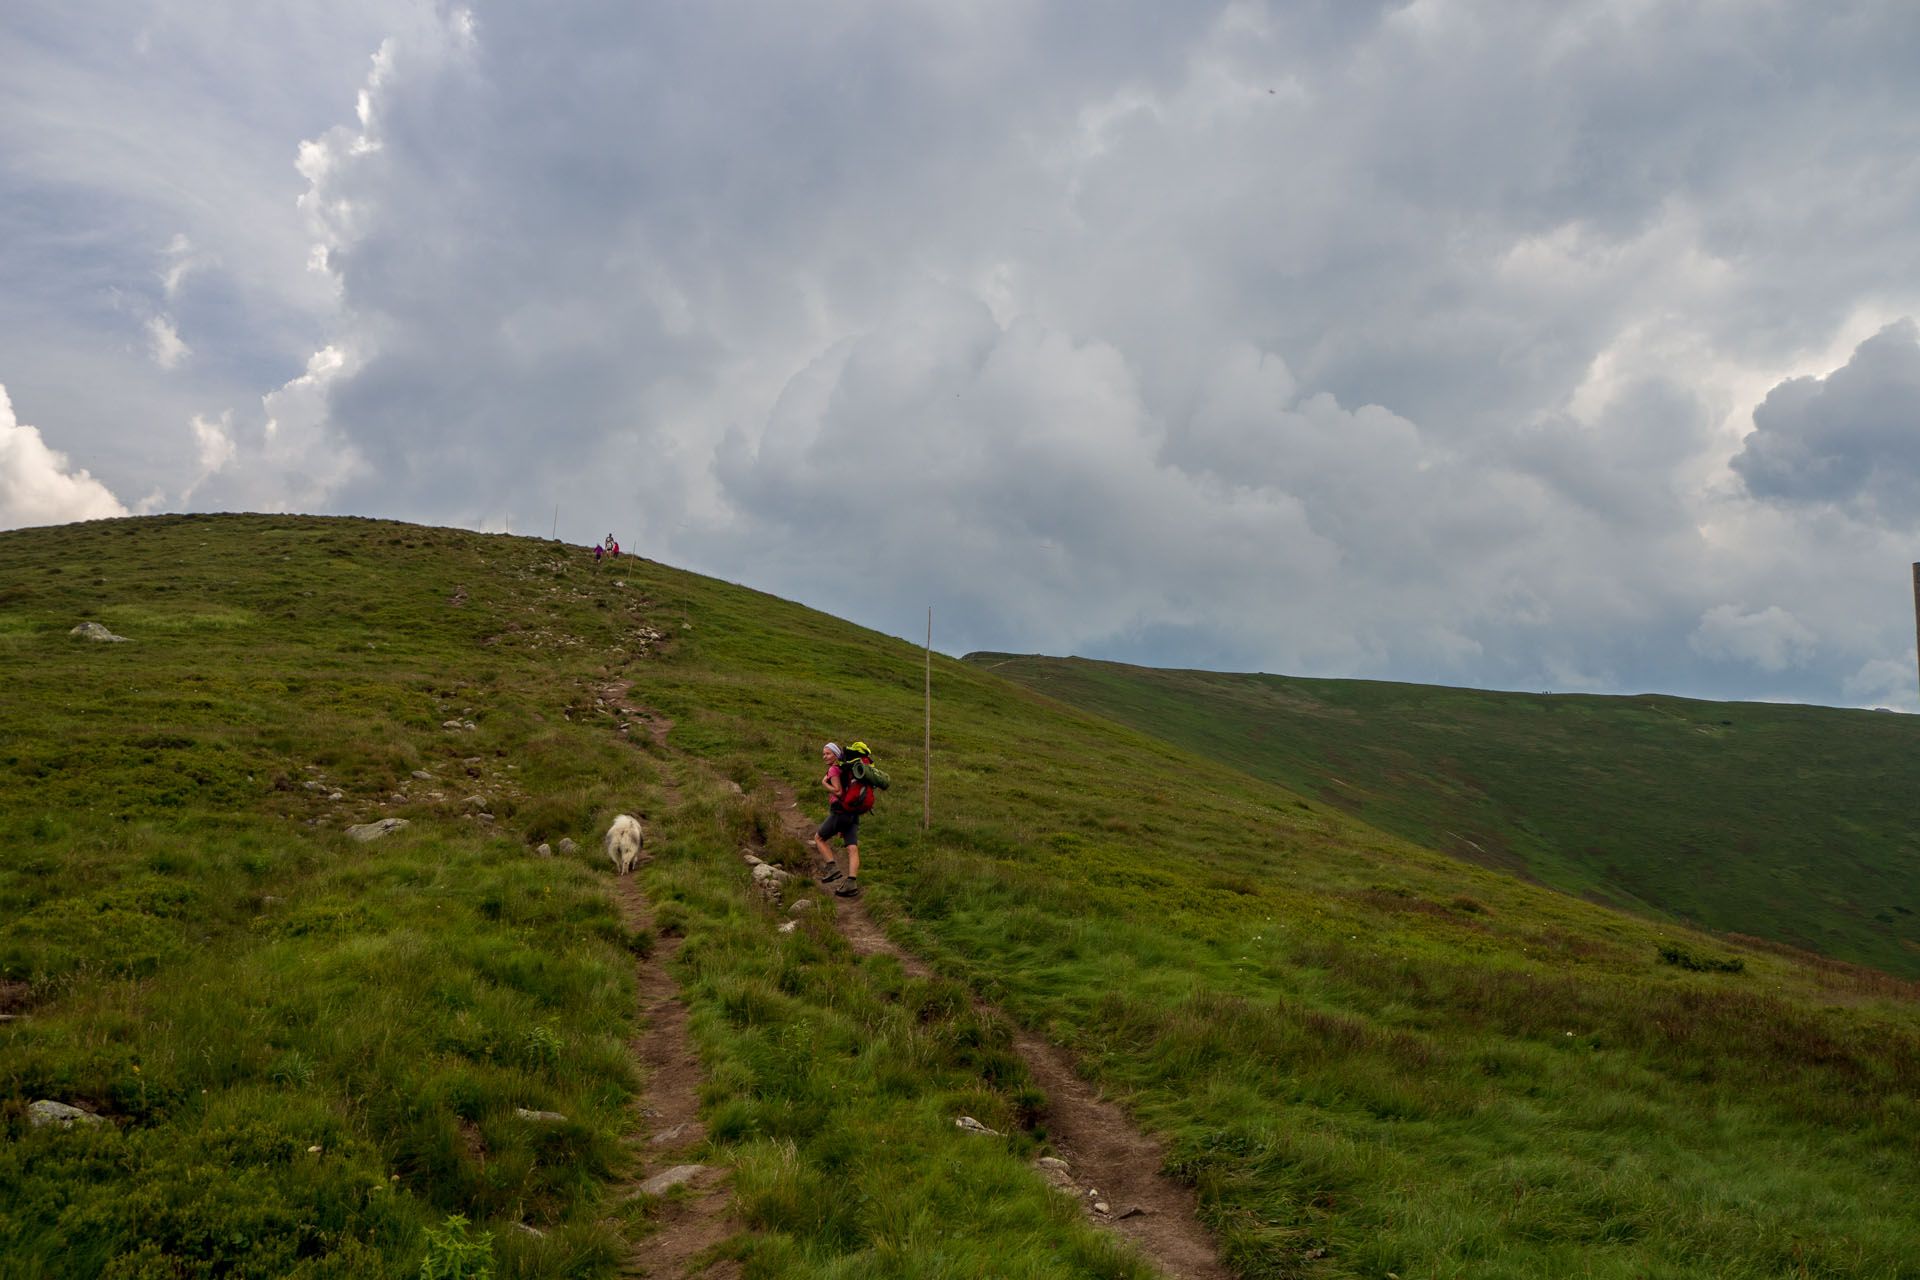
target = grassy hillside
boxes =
[963,653,1920,981]
[4,515,1919,1280]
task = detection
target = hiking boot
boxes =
[819,864,843,884]
[833,878,860,898]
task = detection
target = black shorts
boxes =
[817,808,861,846]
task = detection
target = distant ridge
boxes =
[965,651,1920,980]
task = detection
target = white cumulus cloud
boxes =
[146,315,190,369]
[0,384,129,529]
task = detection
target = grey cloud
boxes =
[11,1,1920,709]
[1732,319,1920,522]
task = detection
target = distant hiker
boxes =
[813,740,888,898]
[593,543,604,563]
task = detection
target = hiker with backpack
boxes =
[814,740,888,899]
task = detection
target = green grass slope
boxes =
[3,515,1918,1280]
[963,653,1920,981]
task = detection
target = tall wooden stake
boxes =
[924,607,932,830]
[1912,563,1919,705]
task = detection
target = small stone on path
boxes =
[636,1164,707,1197]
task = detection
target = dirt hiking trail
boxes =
[604,683,1231,1280]
[602,701,741,1279]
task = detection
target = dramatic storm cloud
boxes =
[7,1,1920,708]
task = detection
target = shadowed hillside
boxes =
[965,652,1920,981]
[3,515,1918,1280]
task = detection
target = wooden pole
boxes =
[1912,563,1919,706]
[924,607,932,830]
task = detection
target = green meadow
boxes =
[959,654,1920,980]
[3,514,1917,1279]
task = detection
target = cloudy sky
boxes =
[6,1,1920,709]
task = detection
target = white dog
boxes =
[604,813,644,874]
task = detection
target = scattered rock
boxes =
[511,1223,546,1239]
[789,898,815,915]
[751,862,792,902]
[742,852,765,867]
[344,818,409,842]
[778,920,799,934]
[955,1116,1003,1137]
[636,1164,707,1197]
[411,770,435,781]
[1093,1200,1111,1215]
[648,1122,696,1147]
[557,837,577,856]
[442,720,464,730]
[1035,1156,1075,1189]
[463,794,489,809]
[327,791,344,801]
[69,621,128,643]
[28,1100,106,1129]
[1117,1205,1147,1220]
[515,1108,567,1123]
[535,843,553,858]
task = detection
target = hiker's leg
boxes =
[845,841,859,879]
[814,819,838,868]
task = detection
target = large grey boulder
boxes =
[344,818,409,842]
[29,1100,106,1129]
[70,621,128,643]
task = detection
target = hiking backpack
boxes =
[837,742,890,815]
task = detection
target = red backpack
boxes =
[837,749,877,815]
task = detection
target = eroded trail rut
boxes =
[605,684,1231,1280]
[606,709,740,1280]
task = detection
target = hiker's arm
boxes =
[822,765,841,797]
